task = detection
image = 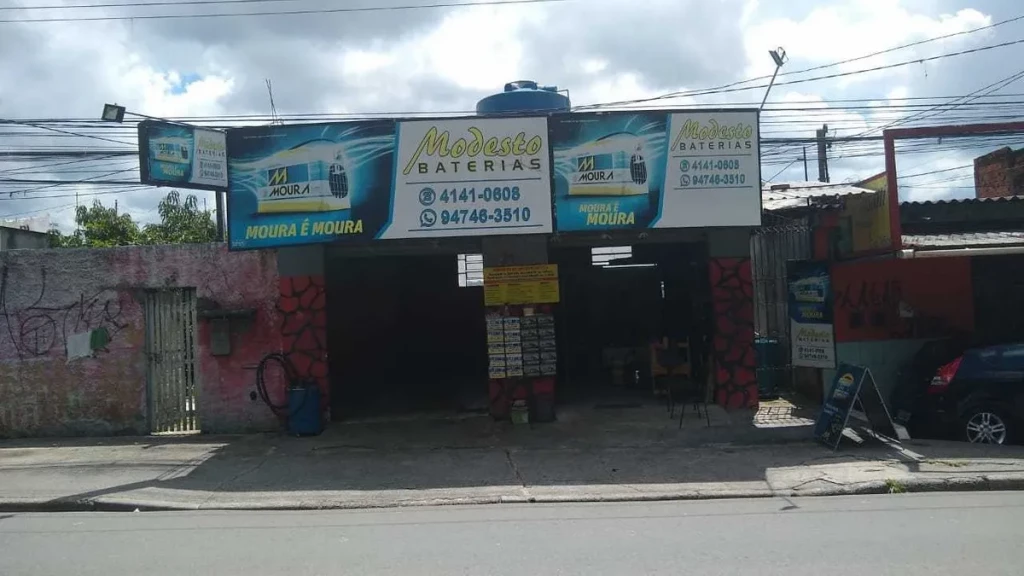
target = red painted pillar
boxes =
[708,258,757,409]
[277,275,329,416]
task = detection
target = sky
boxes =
[1,0,1023,231]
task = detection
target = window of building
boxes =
[457,253,484,287]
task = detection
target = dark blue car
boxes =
[895,342,1024,445]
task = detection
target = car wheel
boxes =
[961,405,1014,445]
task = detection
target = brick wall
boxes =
[974,147,1024,199]
[0,244,302,437]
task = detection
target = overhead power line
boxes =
[0,0,570,23]
[577,38,1024,110]
[4,0,321,9]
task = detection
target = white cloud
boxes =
[0,0,1013,224]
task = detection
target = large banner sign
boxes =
[225,110,761,249]
[138,120,227,191]
[227,118,552,249]
[383,117,552,239]
[550,109,760,231]
[227,121,396,248]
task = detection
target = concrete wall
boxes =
[0,227,50,251]
[824,339,937,403]
[0,244,293,437]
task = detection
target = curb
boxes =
[4,475,1024,513]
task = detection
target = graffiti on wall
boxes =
[832,258,974,343]
[277,276,328,406]
[710,258,757,409]
[0,266,128,359]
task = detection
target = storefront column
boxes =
[481,236,553,419]
[707,229,758,409]
[275,246,330,419]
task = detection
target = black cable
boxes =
[255,353,296,416]
[0,0,570,23]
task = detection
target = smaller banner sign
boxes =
[138,120,227,190]
[815,363,902,450]
[787,261,836,369]
[483,264,559,306]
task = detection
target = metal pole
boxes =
[802,147,808,180]
[760,65,781,111]
[215,191,225,242]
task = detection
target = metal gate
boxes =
[751,215,812,393]
[145,289,200,434]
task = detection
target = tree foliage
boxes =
[49,190,217,248]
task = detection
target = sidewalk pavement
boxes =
[3,402,1024,511]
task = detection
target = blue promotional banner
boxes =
[138,120,227,191]
[226,117,554,249]
[226,121,396,248]
[550,109,761,232]
[550,111,668,231]
[786,260,836,368]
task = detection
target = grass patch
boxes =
[885,479,907,494]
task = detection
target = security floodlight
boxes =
[769,48,788,67]
[101,103,126,123]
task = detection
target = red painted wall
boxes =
[0,244,292,437]
[832,257,974,343]
[277,275,329,417]
[709,258,757,409]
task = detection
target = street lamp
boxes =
[101,103,126,123]
[761,47,788,111]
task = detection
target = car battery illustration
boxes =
[567,132,649,196]
[149,137,191,164]
[256,149,351,214]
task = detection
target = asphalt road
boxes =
[1,492,1022,575]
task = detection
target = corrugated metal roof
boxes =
[901,196,1024,207]
[762,181,875,212]
[903,231,1024,249]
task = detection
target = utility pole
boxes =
[802,147,808,181]
[816,124,830,183]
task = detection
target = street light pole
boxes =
[760,47,788,111]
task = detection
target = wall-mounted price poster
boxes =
[483,264,559,306]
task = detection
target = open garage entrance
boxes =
[550,240,713,405]
[325,246,488,420]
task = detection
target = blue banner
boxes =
[786,260,836,368]
[226,121,396,249]
[814,363,867,449]
[138,120,227,191]
[550,111,668,231]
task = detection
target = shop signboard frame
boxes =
[138,120,228,192]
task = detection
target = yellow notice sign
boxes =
[483,264,559,306]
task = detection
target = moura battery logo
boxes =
[403,125,544,176]
[268,167,289,187]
